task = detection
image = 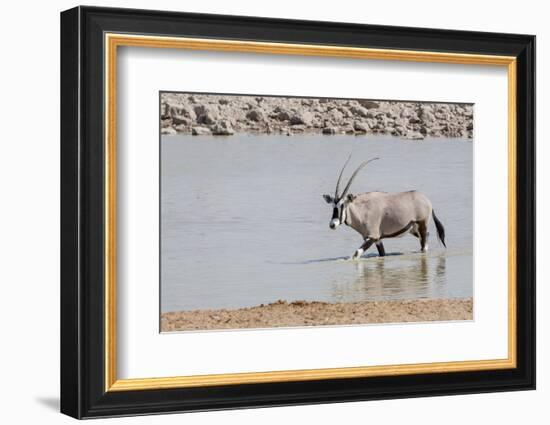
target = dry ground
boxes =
[161,298,473,332]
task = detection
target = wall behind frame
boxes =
[0,1,543,424]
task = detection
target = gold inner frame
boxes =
[104,33,517,392]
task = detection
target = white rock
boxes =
[191,126,211,135]
[161,127,177,135]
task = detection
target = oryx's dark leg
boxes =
[352,238,375,259]
[410,223,420,239]
[418,221,428,252]
[375,241,386,257]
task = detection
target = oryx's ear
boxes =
[322,194,334,204]
[346,194,356,202]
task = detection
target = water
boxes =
[161,134,472,312]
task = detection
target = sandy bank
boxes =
[161,298,473,332]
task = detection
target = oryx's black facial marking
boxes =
[329,206,340,229]
[329,204,347,229]
[328,204,344,229]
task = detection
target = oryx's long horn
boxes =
[340,157,380,198]
[335,154,352,200]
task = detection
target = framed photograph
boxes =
[60,6,535,419]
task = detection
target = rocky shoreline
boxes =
[161,298,473,332]
[161,93,473,140]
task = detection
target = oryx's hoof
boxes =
[352,249,364,259]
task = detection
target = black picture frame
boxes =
[61,5,535,419]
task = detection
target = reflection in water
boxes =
[330,254,447,302]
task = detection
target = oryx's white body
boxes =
[345,190,432,240]
[323,156,446,259]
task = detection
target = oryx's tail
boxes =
[432,210,446,247]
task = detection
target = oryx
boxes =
[323,156,446,259]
